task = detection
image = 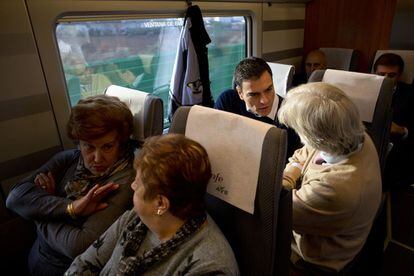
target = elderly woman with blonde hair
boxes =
[277,83,381,273]
[66,134,239,276]
[7,95,138,275]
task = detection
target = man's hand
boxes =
[72,182,119,217]
[391,121,408,137]
[35,172,56,195]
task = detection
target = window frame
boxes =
[57,14,249,118]
[26,0,262,148]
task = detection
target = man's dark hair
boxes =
[374,53,404,73]
[233,57,272,88]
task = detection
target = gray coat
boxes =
[66,210,239,276]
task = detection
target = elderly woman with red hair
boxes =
[66,134,239,275]
[7,95,138,275]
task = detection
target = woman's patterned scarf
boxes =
[116,213,207,276]
[64,143,134,200]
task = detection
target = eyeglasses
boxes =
[305,62,321,67]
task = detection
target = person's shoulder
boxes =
[362,132,377,150]
[121,209,138,225]
[311,134,381,199]
[111,209,139,236]
[397,81,413,91]
[215,89,249,120]
[215,89,239,101]
[202,215,230,243]
[215,89,240,108]
[52,149,80,162]
[351,133,381,167]
[395,82,414,100]
[219,89,239,97]
[187,215,239,275]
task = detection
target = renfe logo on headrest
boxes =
[185,105,273,214]
[212,172,228,196]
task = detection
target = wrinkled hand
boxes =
[282,162,303,190]
[34,172,56,195]
[72,182,119,217]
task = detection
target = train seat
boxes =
[308,69,393,174]
[320,47,359,71]
[372,50,414,85]
[169,105,291,276]
[104,85,163,142]
[266,62,295,98]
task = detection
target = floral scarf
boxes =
[116,213,207,276]
[64,144,134,200]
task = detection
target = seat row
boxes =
[106,63,394,273]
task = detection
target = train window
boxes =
[56,16,246,125]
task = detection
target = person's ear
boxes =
[236,86,244,101]
[155,195,170,216]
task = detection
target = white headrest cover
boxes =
[105,85,148,141]
[320,48,354,71]
[267,62,294,98]
[373,50,414,84]
[185,105,273,214]
[322,69,384,123]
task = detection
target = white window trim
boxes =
[26,0,262,148]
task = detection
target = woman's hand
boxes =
[35,172,56,195]
[282,162,303,190]
[72,182,119,217]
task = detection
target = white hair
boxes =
[278,82,365,155]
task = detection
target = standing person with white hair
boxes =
[277,83,381,273]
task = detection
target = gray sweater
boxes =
[6,149,136,275]
[66,210,240,275]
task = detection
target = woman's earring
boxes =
[157,209,162,216]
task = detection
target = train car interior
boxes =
[1,0,413,274]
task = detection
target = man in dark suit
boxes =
[374,53,414,186]
[215,57,300,159]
